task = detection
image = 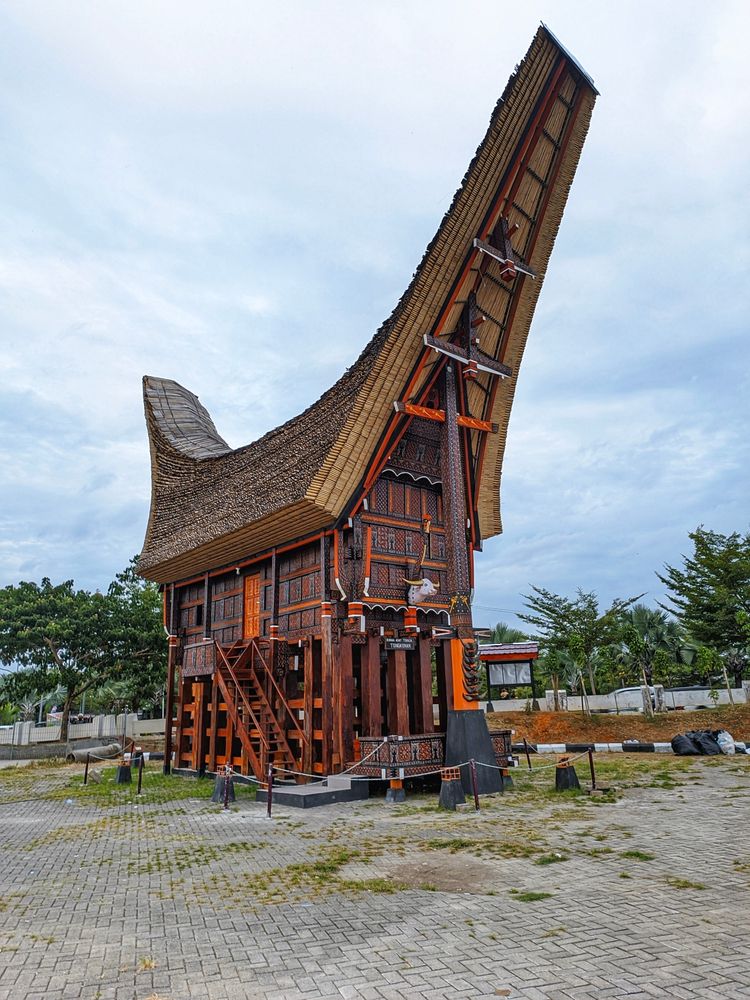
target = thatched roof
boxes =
[139,25,597,584]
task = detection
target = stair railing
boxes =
[215,643,269,767]
[250,638,309,748]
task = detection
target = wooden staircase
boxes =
[215,639,307,781]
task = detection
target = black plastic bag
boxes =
[671,733,699,755]
[686,730,723,755]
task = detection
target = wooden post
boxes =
[207,676,219,774]
[523,737,532,771]
[224,695,234,770]
[163,633,179,775]
[336,636,355,768]
[320,603,334,773]
[302,641,314,774]
[386,650,409,735]
[588,747,596,790]
[434,642,450,733]
[191,680,206,773]
[414,637,434,733]
[173,672,187,770]
[361,635,382,737]
[320,536,334,773]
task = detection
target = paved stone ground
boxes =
[0,754,749,1000]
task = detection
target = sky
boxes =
[1,1,748,629]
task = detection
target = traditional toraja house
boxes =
[138,26,597,797]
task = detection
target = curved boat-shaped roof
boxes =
[139,25,597,583]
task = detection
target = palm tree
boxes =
[485,622,528,645]
[619,604,692,686]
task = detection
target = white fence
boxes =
[0,714,166,747]
[485,682,750,714]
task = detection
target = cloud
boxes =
[0,0,748,618]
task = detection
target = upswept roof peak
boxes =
[139,26,597,583]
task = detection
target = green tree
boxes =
[485,622,529,644]
[658,527,750,684]
[617,604,694,687]
[0,558,165,742]
[519,586,641,694]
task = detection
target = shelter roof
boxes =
[479,642,540,662]
[139,25,597,583]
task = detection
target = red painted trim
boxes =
[353,59,572,521]
[474,82,587,508]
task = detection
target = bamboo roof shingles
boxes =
[138,26,597,584]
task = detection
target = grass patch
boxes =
[128,839,267,875]
[422,831,545,861]
[620,850,655,861]
[534,852,569,866]
[509,890,553,902]
[665,876,706,890]
[36,767,257,807]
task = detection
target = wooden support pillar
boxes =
[413,636,434,734]
[163,633,178,775]
[302,641,314,775]
[386,650,409,735]
[335,636,355,768]
[224,693,234,769]
[207,674,219,773]
[189,681,203,772]
[174,672,187,766]
[435,642,450,733]
[193,679,209,775]
[361,635,382,737]
[320,535,334,773]
[321,602,334,773]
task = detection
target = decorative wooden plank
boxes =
[182,641,215,678]
[243,573,261,638]
[423,335,512,378]
[394,400,498,434]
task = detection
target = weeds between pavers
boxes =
[184,844,408,907]
[509,889,553,902]
[664,876,706,890]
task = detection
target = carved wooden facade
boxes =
[138,27,597,781]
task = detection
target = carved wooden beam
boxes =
[422,335,512,379]
[393,401,497,433]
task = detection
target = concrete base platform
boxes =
[256,780,369,809]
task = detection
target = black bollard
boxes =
[115,764,132,785]
[438,767,466,811]
[555,755,581,792]
[211,765,236,805]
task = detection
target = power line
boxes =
[472,604,525,615]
